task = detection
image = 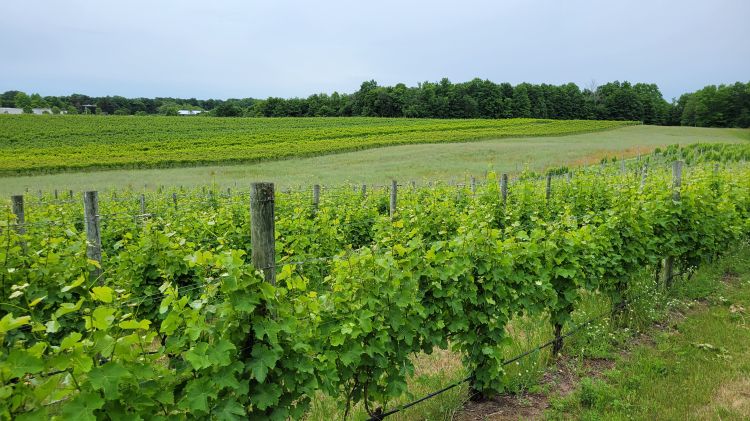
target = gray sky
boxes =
[1,0,748,100]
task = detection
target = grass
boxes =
[1,124,747,196]
[547,245,750,421]
[306,348,469,421]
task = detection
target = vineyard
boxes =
[0,116,636,175]
[1,144,750,420]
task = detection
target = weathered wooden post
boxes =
[663,161,683,288]
[546,174,552,202]
[140,194,146,215]
[172,192,178,211]
[69,190,74,199]
[250,182,276,285]
[470,176,476,195]
[54,189,58,199]
[361,184,367,199]
[500,173,508,205]
[312,184,320,211]
[672,160,683,201]
[389,180,397,219]
[11,195,26,250]
[83,191,102,283]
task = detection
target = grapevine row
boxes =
[0,116,635,175]
[1,159,749,419]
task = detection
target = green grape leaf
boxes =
[91,286,115,303]
[88,362,131,400]
[247,345,281,382]
[6,349,44,378]
[250,383,282,411]
[61,391,105,421]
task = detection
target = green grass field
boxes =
[0,124,746,196]
[0,115,633,175]
[547,245,750,420]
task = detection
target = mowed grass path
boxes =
[0,115,631,174]
[547,246,750,420]
[0,125,747,195]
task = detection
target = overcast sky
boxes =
[1,0,748,101]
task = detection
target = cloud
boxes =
[1,0,748,100]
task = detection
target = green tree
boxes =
[213,102,243,117]
[512,84,532,118]
[14,92,31,109]
[29,93,49,109]
[1,90,21,107]
[158,102,180,116]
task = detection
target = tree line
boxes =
[2,79,748,127]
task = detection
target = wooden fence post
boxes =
[663,160,683,288]
[140,194,146,215]
[250,182,276,285]
[11,195,26,250]
[361,184,367,199]
[312,184,320,211]
[546,174,552,202]
[83,191,103,283]
[500,173,508,205]
[69,190,73,199]
[640,166,649,190]
[470,176,476,195]
[620,160,626,174]
[390,180,397,219]
[672,160,683,202]
[172,193,178,211]
[54,189,58,199]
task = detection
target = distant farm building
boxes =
[178,110,204,116]
[0,107,63,115]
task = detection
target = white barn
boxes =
[177,109,204,116]
[0,107,61,115]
